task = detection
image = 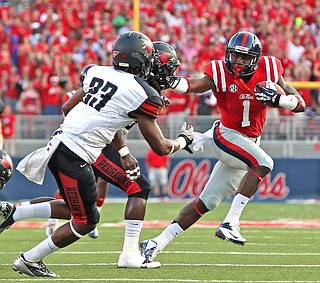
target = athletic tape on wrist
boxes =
[279,95,299,111]
[176,136,187,150]
[169,140,175,155]
[173,77,190,94]
[118,145,130,157]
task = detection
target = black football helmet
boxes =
[112,31,155,79]
[225,31,262,77]
[0,149,13,190]
[79,64,96,87]
[151,41,181,90]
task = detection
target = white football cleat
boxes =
[13,254,59,277]
[117,251,161,268]
[215,222,246,245]
[139,239,162,262]
[45,219,58,237]
[88,227,99,239]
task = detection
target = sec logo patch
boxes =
[229,84,238,93]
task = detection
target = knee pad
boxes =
[91,207,100,224]
[129,188,150,200]
[128,175,150,200]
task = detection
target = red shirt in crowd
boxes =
[145,148,170,168]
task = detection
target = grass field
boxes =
[0,201,319,283]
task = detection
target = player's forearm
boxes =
[171,76,214,94]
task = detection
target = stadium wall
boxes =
[0,157,319,202]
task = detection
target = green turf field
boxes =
[0,201,319,282]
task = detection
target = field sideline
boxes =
[0,201,319,283]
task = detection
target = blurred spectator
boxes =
[286,34,305,64]
[197,90,217,116]
[17,80,41,115]
[311,48,320,112]
[1,104,16,140]
[293,54,313,108]
[42,75,63,115]
[145,148,170,199]
[165,90,191,138]
[2,65,20,113]
[0,98,4,148]
[16,65,32,101]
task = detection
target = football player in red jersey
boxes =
[140,31,306,263]
[0,32,194,277]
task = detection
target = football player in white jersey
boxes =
[0,31,194,277]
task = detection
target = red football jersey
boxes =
[204,56,284,137]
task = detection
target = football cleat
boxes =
[88,227,99,239]
[117,251,161,268]
[139,239,162,262]
[45,218,58,237]
[0,201,15,234]
[215,222,246,245]
[13,254,59,277]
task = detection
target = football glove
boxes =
[161,96,170,108]
[255,84,281,107]
[178,121,194,154]
[125,166,141,181]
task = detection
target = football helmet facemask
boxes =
[112,31,155,79]
[151,41,180,90]
[225,31,262,77]
[0,149,13,190]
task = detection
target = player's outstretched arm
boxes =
[170,74,216,94]
[135,113,194,156]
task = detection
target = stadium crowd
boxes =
[0,0,320,120]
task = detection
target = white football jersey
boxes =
[55,66,162,163]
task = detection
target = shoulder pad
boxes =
[134,77,163,107]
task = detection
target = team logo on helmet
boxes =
[112,51,119,58]
[141,40,154,59]
[158,51,173,65]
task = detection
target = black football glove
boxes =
[255,84,281,107]
[178,121,194,154]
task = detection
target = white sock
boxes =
[18,201,31,206]
[122,220,143,253]
[48,218,58,225]
[153,222,184,250]
[23,236,60,262]
[223,194,250,225]
[13,202,51,222]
